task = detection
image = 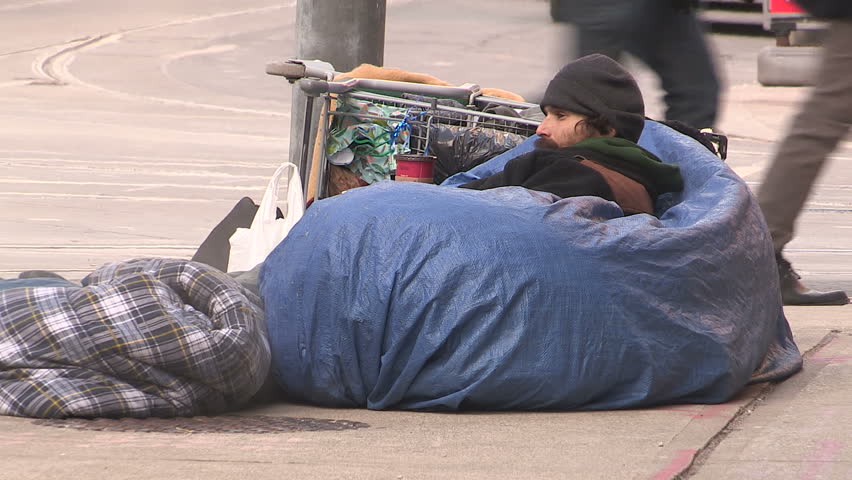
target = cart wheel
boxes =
[757,46,820,87]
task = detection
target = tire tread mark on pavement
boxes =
[32,4,296,116]
[34,35,109,86]
[0,36,89,59]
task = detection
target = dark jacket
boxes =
[550,0,698,25]
[459,137,683,216]
[793,0,852,19]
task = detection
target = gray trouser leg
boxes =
[757,20,852,253]
[567,0,720,128]
[626,3,720,128]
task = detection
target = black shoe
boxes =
[18,270,67,281]
[776,255,849,306]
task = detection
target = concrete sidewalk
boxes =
[0,308,848,480]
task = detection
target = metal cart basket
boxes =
[267,59,541,200]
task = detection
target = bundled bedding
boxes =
[0,258,270,418]
[259,120,802,411]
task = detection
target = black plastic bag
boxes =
[429,125,527,184]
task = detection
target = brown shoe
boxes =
[776,255,849,306]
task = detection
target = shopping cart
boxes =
[266,59,541,200]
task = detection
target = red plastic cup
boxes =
[395,154,436,183]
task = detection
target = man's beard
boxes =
[534,136,559,150]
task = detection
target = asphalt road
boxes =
[0,0,849,294]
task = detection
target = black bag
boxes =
[428,125,528,184]
[192,197,283,272]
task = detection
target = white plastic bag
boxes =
[227,162,304,272]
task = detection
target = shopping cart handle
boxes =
[298,77,483,102]
[298,78,335,96]
[266,60,335,82]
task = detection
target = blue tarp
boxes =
[260,120,802,410]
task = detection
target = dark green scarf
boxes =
[570,137,684,195]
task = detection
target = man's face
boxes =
[535,106,593,149]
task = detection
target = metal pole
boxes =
[289,0,387,196]
[297,0,386,72]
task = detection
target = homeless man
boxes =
[195,54,681,276]
[460,54,684,216]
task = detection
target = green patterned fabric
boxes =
[326,95,417,184]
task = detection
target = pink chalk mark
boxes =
[800,440,843,480]
[651,449,698,480]
[808,336,840,360]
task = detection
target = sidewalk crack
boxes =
[673,330,840,479]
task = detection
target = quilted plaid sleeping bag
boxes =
[0,258,271,418]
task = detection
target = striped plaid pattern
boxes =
[0,258,270,418]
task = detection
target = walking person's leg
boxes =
[554,0,639,61]
[625,1,721,128]
[756,20,852,305]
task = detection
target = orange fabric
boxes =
[336,64,525,102]
[579,159,654,215]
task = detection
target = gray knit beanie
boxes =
[540,54,645,143]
